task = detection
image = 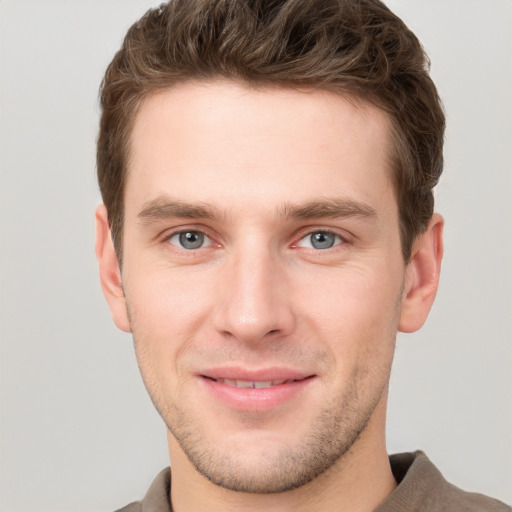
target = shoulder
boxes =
[112,468,171,512]
[114,503,141,512]
[379,451,511,512]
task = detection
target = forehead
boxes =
[126,80,395,217]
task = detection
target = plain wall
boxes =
[0,1,510,510]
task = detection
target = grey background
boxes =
[0,0,511,510]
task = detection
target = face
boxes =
[100,81,418,493]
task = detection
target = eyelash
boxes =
[164,228,216,251]
[294,229,346,250]
[162,227,348,252]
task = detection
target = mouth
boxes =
[199,371,315,411]
[204,377,305,389]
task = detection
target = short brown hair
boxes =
[97,0,445,262]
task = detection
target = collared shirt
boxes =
[115,451,511,512]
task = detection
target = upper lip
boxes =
[199,367,313,382]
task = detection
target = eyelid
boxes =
[158,224,351,251]
[168,231,212,249]
[161,225,220,249]
[296,229,344,249]
[293,226,350,245]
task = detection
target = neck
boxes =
[167,398,396,512]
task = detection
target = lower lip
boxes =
[200,377,315,412]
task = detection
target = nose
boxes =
[213,246,296,344]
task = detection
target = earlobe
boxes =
[398,213,444,333]
[95,204,132,333]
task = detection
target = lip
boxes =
[197,367,316,412]
[200,366,311,382]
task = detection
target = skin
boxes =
[96,81,443,512]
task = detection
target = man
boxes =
[94,1,510,511]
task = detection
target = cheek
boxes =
[124,268,216,379]
[298,260,402,320]
[295,262,402,359]
[126,261,214,327]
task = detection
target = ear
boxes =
[398,213,444,333]
[95,204,131,333]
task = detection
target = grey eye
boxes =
[310,232,336,249]
[297,231,342,250]
[169,231,208,250]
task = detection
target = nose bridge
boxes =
[215,239,294,342]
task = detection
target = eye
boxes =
[297,230,343,250]
[168,230,211,250]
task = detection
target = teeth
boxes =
[217,379,289,388]
[253,381,273,389]
[236,380,255,388]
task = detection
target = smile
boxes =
[212,378,297,389]
[200,373,315,412]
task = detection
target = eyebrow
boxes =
[278,198,377,221]
[137,197,224,225]
[137,196,377,225]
